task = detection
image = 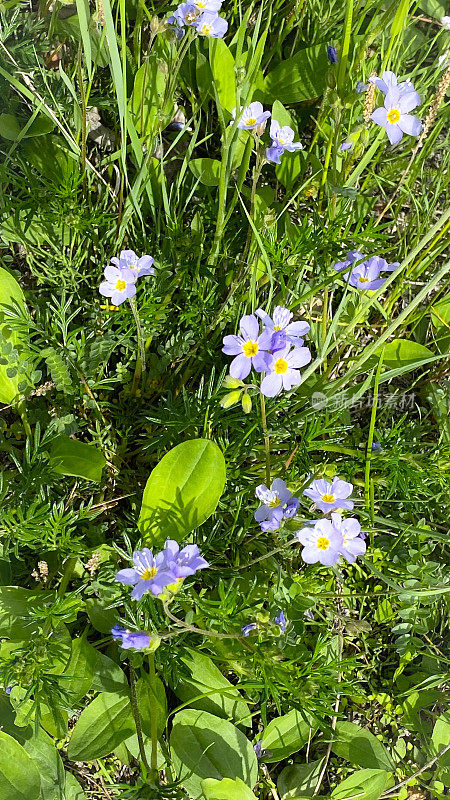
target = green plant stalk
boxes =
[129,663,151,774]
[209,137,232,265]
[129,297,146,395]
[364,349,384,534]
[337,0,353,91]
[76,45,87,181]
[321,286,329,371]
[17,398,31,438]
[148,652,159,777]
[58,557,78,597]
[242,144,264,264]
[260,391,271,487]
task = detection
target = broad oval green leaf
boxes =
[277,759,325,799]
[172,649,251,726]
[0,586,53,640]
[431,711,450,767]
[136,673,167,738]
[380,339,434,367]
[49,435,106,481]
[0,731,41,800]
[170,709,257,800]
[23,730,66,800]
[67,692,134,761]
[331,768,393,800]
[138,438,226,545]
[189,158,221,187]
[208,38,236,114]
[0,267,27,405]
[263,45,329,104]
[202,777,256,800]
[260,709,318,762]
[331,722,394,771]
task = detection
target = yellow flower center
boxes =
[200,23,211,33]
[322,493,335,503]
[359,277,369,283]
[243,340,259,357]
[273,325,282,331]
[268,497,281,508]
[245,117,256,126]
[141,567,158,580]
[115,280,126,291]
[274,358,288,374]
[185,11,199,22]
[387,108,400,124]
[317,537,330,550]
[278,137,284,145]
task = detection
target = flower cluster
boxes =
[369,71,422,145]
[297,477,366,566]
[112,540,209,650]
[333,250,399,290]
[222,307,311,398]
[99,249,154,306]
[167,0,228,39]
[266,119,303,164]
[241,609,287,637]
[231,103,302,164]
[254,478,299,531]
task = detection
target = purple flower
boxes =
[242,622,258,636]
[254,478,300,531]
[370,89,422,145]
[253,740,263,758]
[356,81,367,93]
[256,305,310,351]
[369,71,421,107]
[274,610,287,632]
[111,249,155,279]
[232,102,271,131]
[296,518,343,566]
[115,548,177,600]
[222,314,272,379]
[340,141,353,151]
[333,252,399,290]
[5,686,12,695]
[163,539,209,578]
[330,513,367,564]
[266,119,302,163]
[260,344,311,397]
[327,46,338,64]
[168,3,201,29]
[196,10,228,37]
[303,477,354,513]
[194,0,222,9]
[111,625,153,651]
[371,440,382,452]
[99,265,137,306]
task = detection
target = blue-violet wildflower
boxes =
[327,46,338,63]
[296,519,343,566]
[274,610,287,632]
[256,305,310,351]
[111,625,153,650]
[330,513,367,563]
[260,343,311,397]
[115,548,177,599]
[333,251,399,290]
[371,89,422,145]
[303,477,354,513]
[222,314,272,379]
[266,119,302,164]
[99,265,137,306]
[232,102,271,130]
[111,249,155,278]
[196,10,228,36]
[254,478,300,531]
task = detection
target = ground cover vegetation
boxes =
[0,0,449,798]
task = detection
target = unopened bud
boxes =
[242,393,252,414]
[220,390,242,409]
[223,375,243,389]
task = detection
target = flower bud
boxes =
[220,390,242,408]
[223,375,243,389]
[242,393,252,414]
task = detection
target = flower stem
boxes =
[129,663,151,774]
[242,147,263,264]
[129,297,146,395]
[260,391,271,486]
[365,349,384,533]
[147,652,159,778]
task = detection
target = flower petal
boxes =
[239,314,259,341]
[222,334,243,355]
[260,372,283,397]
[386,122,403,145]
[230,354,251,379]
[398,113,422,136]
[370,107,388,126]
